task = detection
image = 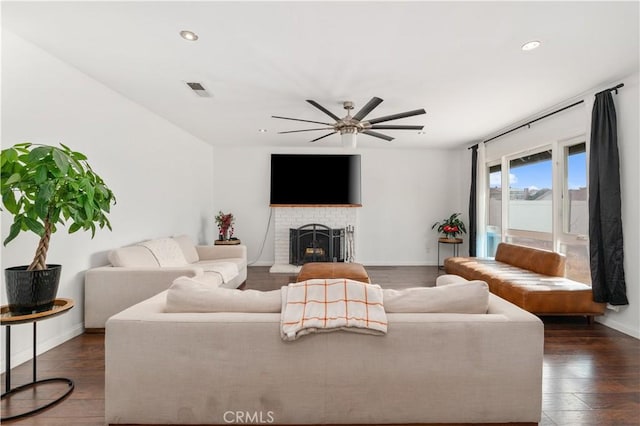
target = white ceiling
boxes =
[3,1,639,149]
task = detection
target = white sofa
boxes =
[105,277,543,425]
[84,235,247,329]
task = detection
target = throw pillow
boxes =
[166,276,281,313]
[383,281,489,314]
[435,274,469,286]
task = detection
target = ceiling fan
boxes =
[272,97,426,147]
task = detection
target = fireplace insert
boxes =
[290,224,345,265]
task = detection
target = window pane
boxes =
[487,165,502,257]
[508,150,552,233]
[565,143,587,235]
[506,236,552,251]
[559,242,591,284]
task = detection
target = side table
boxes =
[1,298,75,421]
[214,239,241,245]
[437,237,463,271]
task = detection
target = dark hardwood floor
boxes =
[1,266,638,425]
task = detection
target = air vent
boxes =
[185,81,211,97]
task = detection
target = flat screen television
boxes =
[270,154,361,205]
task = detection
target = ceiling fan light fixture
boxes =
[180,30,199,41]
[341,129,357,148]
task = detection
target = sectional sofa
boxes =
[105,276,543,425]
[84,235,247,329]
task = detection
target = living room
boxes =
[1,1,639,425]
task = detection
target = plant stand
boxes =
[1,299,75,421]
[437,237,463,271]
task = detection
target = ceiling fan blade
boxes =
[352,97,383,121]
[367,108,426,125]
[306,100,341,121]
[278,127,335,134]
[370,124,424,130]
[309,132,337,143]
[362,130,395,142]
[272,115,332,126]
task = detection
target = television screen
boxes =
[270,154,361,205]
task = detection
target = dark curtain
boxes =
[468,145,478,256]
[588,92,628,305]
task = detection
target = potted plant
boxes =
[1,142,116,314]
[214,211,235,241]
[432,212,467,242]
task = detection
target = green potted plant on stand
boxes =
[1,142,116,314]
[432,212,467,242]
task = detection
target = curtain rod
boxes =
[480,82,624,146]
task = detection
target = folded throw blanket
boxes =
[138,238,187,267]
[281,278,387,341]
[201,262,239,284]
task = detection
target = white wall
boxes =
[1,30,215,369]
[598,72,639,338]
[476,72,640,338]
[212,146,466,267]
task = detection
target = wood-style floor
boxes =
[1,266,638,426]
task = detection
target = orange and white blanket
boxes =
[280,278,387,341]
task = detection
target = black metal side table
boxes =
[437,237,463,271]
[1,298,75,421]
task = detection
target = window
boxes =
[485,140,591,284]
[487,164,502,257]
[559,142,590,283]
[508,149,553,234]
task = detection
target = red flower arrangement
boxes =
[215,211,235,240]
[431,213,467,239]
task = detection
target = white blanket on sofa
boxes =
[138,238,187,267]
[280,278,387,341]
[201,262,238,284]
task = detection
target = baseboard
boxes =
[359,261,438,267]
[596,316,640,339]
[1,322,85,374]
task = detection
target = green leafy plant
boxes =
[431,212,467,239]
[1,142,116,270]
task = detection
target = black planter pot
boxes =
[4,265,62,315]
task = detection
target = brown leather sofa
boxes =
[444,242,606,321]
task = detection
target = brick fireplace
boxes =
[270,207,358,273]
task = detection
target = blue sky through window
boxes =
[489,151,586,190]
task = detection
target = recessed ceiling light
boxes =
[258,129,268,133]
[180,30,199,41]
[521,40,541,51]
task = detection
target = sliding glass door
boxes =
[484,138,590,283]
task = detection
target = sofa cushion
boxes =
[495,243,565,277]
[435,274,469,286]
[108,246,160,267]
[166,276,281,313]
[383,281,489,314]
[172,235,199,264]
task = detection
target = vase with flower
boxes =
[431,212,467,242]
[215,211,235,241]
